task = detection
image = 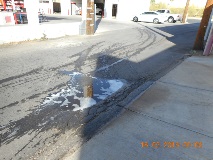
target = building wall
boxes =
[104,0,150,20]
[51,0,150,19]
[59,0,82,15]
[0,12,15,25]
[39,2,53,14]
[117,0,150,20]
[60,0,71,15]
[71,0,82,15]
[38,0,54,14]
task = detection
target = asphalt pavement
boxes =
[63,54,213,160]
[0,18,201,159]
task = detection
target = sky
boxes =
[155,0,207,8]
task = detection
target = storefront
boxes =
[0,0,24,12]
[0,0,21,25]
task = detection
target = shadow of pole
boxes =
[95,16,102,33]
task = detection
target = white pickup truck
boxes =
[156,9,181,23]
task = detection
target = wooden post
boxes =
[83,85,93,97]
[182,0,190,23]
[86,0,94,35]
[193,0,213,50]
[82,75,93,98]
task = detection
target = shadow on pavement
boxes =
[0,21,201,160]
[138,22,201,47]
[95,17,102,33]
[77,22,202,160]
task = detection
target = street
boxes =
[0,19,200,159]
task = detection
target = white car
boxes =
[156,9,181,23]
[133,11,167,24]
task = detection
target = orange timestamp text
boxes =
[141,141,202,149]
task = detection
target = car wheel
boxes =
[168,16,174,23]
[133,17,138,22]
[153,18,159,24]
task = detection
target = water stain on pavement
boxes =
[1,71,127,158]
[42,71,126,111]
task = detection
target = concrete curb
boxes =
[0,22,80,45]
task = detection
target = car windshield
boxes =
[156,10,164,13]
[143,12,157,15]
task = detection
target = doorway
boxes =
[112,4,117,17]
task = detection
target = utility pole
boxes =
[82,0,94,97]
[86,0,94,35]
[182,0,190,23]
[193,0,213,50]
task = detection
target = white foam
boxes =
[42,73,125,112]
[73,97,97,111]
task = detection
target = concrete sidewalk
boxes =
[62,55,213,160]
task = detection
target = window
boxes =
[157,10,164,13]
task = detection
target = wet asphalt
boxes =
[0,19,200,159]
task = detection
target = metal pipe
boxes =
[204,8,213,43]
[203,23,213,55]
